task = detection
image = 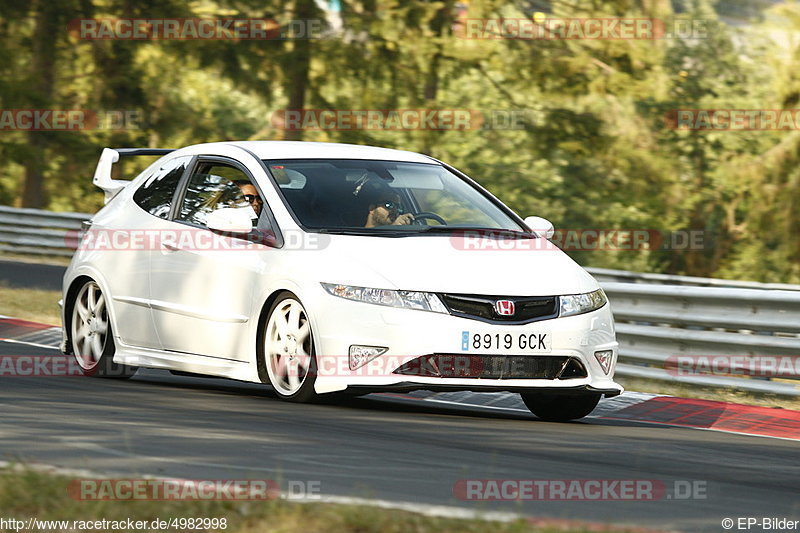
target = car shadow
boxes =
[129,368,672,429]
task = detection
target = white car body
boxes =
[61,141,622,419]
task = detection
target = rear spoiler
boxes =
[93,147,175,203]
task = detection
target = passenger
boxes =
[233,180,263,216]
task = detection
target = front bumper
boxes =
[310,291,623,396]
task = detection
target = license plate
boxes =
[460,331,552,354]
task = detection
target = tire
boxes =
[521,392,601,422]
[70,280,137,379]
[261,292,318,403]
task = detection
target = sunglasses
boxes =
[242,194,261,203]
[381,201,401,212]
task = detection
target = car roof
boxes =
[201,141,438,164]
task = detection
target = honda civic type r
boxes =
[61,141,622,421]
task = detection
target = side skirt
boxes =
[113,339,260,383]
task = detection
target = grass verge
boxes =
[0,466,635,533]
[617,376,799,410]
[0,252,72,266]
[0,285,61,326]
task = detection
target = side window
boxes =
[177,162,264,227]
[132,156,191,219]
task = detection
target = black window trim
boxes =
[170,155,284,249]
[168,154,199,221]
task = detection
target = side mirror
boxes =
[206,208,254,234]
[524,216,555,239]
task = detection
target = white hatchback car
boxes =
[61,141,622,421]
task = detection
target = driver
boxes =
[353,174,415,227]
[364,192,415,227]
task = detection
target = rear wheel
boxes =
[70,280,137,378]
[521,392,601,422]
[262,292,318,402]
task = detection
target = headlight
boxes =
[559,289,607,317]
[321,283,448,314]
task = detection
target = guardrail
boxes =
[587,266,800,291]
[602,282,800,396]
[1,206,799,396]
[0,206,85,257]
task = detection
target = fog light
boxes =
[594,350,613,374]
[349,345,388,370]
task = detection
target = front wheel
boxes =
[261,292,319,403]
[70,280,137,379]
[521,392,601,422]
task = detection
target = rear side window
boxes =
[133,156,191,219]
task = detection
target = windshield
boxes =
[263,159,525,234]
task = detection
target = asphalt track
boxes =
[0,259,65,290]
[1,260,799,532]
[1,341,799,532]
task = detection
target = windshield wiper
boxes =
[416,226,537,238]
[315,227,538,238]
[315,228,426,237]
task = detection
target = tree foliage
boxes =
[0,0,798,282]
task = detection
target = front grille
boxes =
[392,354,587,380]
[439,293,558,324]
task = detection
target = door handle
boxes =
[162,242,179,252]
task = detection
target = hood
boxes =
[315,233,599,296]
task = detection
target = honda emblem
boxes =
[494,300,515,316]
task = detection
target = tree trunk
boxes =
[421,1,454,155]
[21,0,59,208]
[283,0,316,141]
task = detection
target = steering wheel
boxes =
[411,211,447,226]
